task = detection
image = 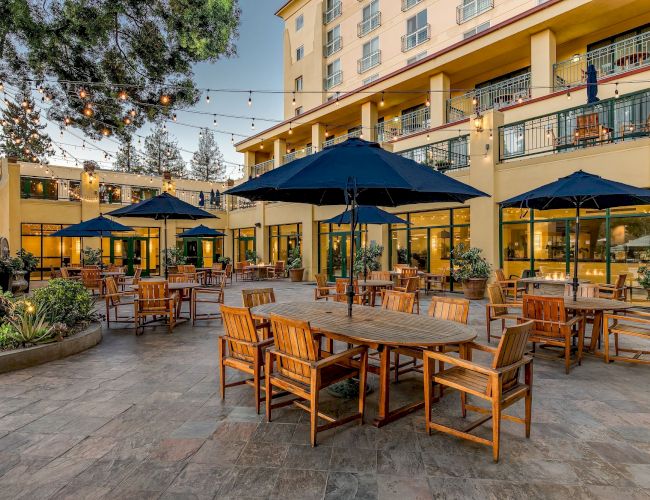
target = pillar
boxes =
[302,206,317,280]
[469,109,503,278]
[312,123,326,153]
[530,29,556,99]
[243,151,256,178]
[274,139,287,168]
[255,204,268,263]
[429,72,450,127]
[1,160,21,254]
[361,101,378,142]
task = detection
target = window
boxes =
[20,176,58,200]
[131,187,159,204]
[407,10,427,35]
[325,25,342,56]
[403,10,429,51]
[295,14,304,31]
[463,21,490,39]
[325,59,342,89]
[362,73,380,85]
[295,107,303,116]
[21,223,83,280]
[68,180,81,202]
[295,76,303,92]
[99,183,122,204]
[406,51,427,65]
[324,0,342,24]
[359,0,381,37]
[269,223,302,263]
[457,0,493,25]
[296,45,304,61]
[359,37,381,73]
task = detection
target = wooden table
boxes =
[133,281,202,319]
[563,297,633,352]
[195,267,223,285]
[357,279,394,306]
[616,52,649,68]
[251,301,476,427]
[520,277,591,296]
[244,264,274,281]
[101,271,125,277]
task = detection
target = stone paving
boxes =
[0,279,649,499]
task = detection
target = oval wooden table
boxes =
[562,297,633,353]
[357,279,394,306]
[251,301,476,427]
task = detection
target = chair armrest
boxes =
[468,342,497,354]
[267,347,315,368]
[497,279,519,286]
[313,346,367,369]
[565,315,583,327]
[493,355,533,375]
[605,312,650,326]
[255,338,275,348]
[423,350,496,376]
[486,302,522,310]
[221,335,259,348]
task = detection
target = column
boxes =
[255,204,268,263]
[429,72,450,127]
[361,101,378,142]
[530,29,556,99]
[468,109,503,280]
[312,123,326,152]
[301,206,317,280]
[273,139,287,168]
[243,151,256,178]
[1,160,21,254]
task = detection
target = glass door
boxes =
[327,233,346,281]
[238,237,255,262]
[110,237,150,275]
[184,238,200,266]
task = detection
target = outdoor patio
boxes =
[0,280,649,499]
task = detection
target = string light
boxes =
[289,122,293,135]
[615,83,619,98]
[78,88,88,99]
[172,113,177,122]
[251,118,255,130]
[82,105,93,117]
[248,91,252,107]
[380,91,385,107]
[213,115,218,127]
[206,91,210,104]
[567,89,571,100]
[425,93,430,107]
[118,90,128,100]
[292,92,296,106]
[160,94,171,105]
[231,134,234,145]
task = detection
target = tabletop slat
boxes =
[563,297,633,311]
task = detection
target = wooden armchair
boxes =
[242,288,276,339]
[270,261,285,279]
[168,273,195,314]
[81,268,102,296]
[314,273,336,301]
[370,270,391,281]
[265,314,368,446]
[333,278,369,305]
[522,295,585,374]
[574,113,610,144]
[381,290,415,314]
[598,273,627,301]
[118,266,141,291]
[485,283,522,343]
[59,267,78,280]
[393,276,420,313]
[224,263,233,285]
[235,261,252,281]
[423,322,534,462]
[134,281,177,335]
[495,268,525,301]
[604,310,650,364]
[192,273,226,325]
[219,305,275,413]
[103,277,135,328]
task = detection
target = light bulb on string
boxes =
[615,83,619,98]
[213,115,218,127]
[78,88,88,99]
[231,134,234,145]
[172,113,177,122]
[425,93,430,107]
[289,122,293,135]
[567,89,571,100]
[129,109,137,117]
[160,94,171,105]
[251,118,255,130]
[292,92,296,106]
[380,92,385,107]
[248,91,252,107]
[118,90,128,101]
[0,82,4,91]
[206,91,210,104]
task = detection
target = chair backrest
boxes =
[270,314,319,384]
[381,290,415,313]
[495,268,507,282]
[487,283,508,316]
[236,261,247,271]
[221,305,260,361]
[60,267,70,278]
[402,276,419,293]
[242,288,276,308]
[81,269,101,287]
[370,270,391,281]
[522,294,568,337]
[428,296,470,324]
[576,112,599,136]
[137,281,170,312]
[614,273,627,289]
[83,265,99,269]
[133,267,142,280]
[334,278,359,302]
[393,264,409,272]
[315,273,328,288]
[168,273,188,283]
[212,262,224,271]
[490,321,532,394]
[564,283,598,297]
[225,263,233,278]
[104,277,121,305]
[401,267,418,278]
[275,261,285,271]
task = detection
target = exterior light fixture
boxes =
[474,114,484,132]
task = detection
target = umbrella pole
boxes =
[347,191,357,318]
[573,203,580,302]
[164,218,168,279]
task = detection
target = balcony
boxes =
[401,0,422,12]
[400,136,470,172]
[456,0,493,24]
[447,72,532,122]
[323,129,362,148]
[358,50,381,74]
[498,88,650,161]
[324,36,342,57]
[324,70,343,90]
[234,197,256,210]
[376,107,431,142]
[401,25,430,52]
[358,12,381,37]
[554,32,650,90]
[251,159,274,178]
[323,1,342,24]
[283,146,313,165]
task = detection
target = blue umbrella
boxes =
[210,189,216,206]
[199,191,205,207]
[108,192,217,276]
[213,190,221,209]
[586,64,599,104]
[226,138,487,315]
[177,225,226,238]
[324,206,408,225]
[499,170,650,300]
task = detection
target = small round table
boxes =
[357,279,394,306]
[563,297,633,352]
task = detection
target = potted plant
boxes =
[637,266,650,299]
[451,244,492,300]
[287,247,304,282]
[9,257,28,295]
[16,249,38,292]
[164,248,187,274]
[245,250,258,264]
[353,242,384,280]
[81,247,102,267]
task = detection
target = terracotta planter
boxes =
[289,268,304,282]
[462,278,487,300]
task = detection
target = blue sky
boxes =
[45,0,287,178]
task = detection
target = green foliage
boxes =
[451,244,492,281]
[0,0,240,139]
[113,136,143,174]
[16,249,38,273]
[0,290,13,320]
[0,323,17,350]
[217,256,231,265]
[164,248,187,267]
[638,266,650,289]
[245,250,258,264]
[142,125,185,176]
[81,247,102,266]
[190,129,225,181]
[354,242,383,276]
[396,247,408,265]
[287,247,302,270]
[32,279,96,327]
[4,300,55,346]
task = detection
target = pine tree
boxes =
[142,125,185,177]
[190,129,225,181]
[114,136,142,173]
[0,85,52,163]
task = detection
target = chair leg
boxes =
[253,350,261,415]
[492,395,501,463]
[565,339,571,374]
[265,351,273,422]
[423,355,433,435]
[486,311,491,343]
[525,388,532,438]
[393,352,400,383]
[358,350,368,423]
[309,371,320,447]
[614,332,620,356]
[460,391,467,418]
[218,338,226,400]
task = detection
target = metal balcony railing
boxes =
[324,70,343,90]
[234,197,256,209]
[251,159,274,178]
[376,107,431,142]
[358,12,381,37]
[498,88,650,161]
[323,1,342,24]
[324,36,342,57]
[358,50,381,74]
[283,146,313,165]
[446,72,532,122]
[401,0,422,11]
[456,0,494,24]
[401,25,430,52]
[399,136,470,172]
[323,129,363,148]
[553,32,650,90]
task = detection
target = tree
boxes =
[114,136,142,174]
[0,1,240,139]
[0,84,52,163]
[190,129,225,181]
[142,125,185,177]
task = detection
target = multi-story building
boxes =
[233,0,650,292]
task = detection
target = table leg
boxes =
[590,311,603,353]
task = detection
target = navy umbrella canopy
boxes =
[500,170,650,300]
[586,64,599,104]
[324,206,408,225]
[178,225,226,238]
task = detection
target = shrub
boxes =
[32,279,97,327]
[81,247,102,266]
[451,244,492,281]
[16,249,39,273]
[354,242,383,276]
[0,323,17,350]
[5,301,55,346]
[0,291,12,320]
[164,248,187,267]
[287,247,302,270]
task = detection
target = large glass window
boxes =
[100,183,122,204]
[20,176,58,200]
[21,223,82,279]
[234,228,256,262]
[131,187,159,204]
[269,223,302,264]
[318,222,367,280]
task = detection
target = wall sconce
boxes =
[255,222,262,228]
[571,53,581,63]
[474,114,484,132]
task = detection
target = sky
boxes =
[37,0,288,179]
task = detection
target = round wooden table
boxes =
[251,301,476,427]
[101,271,125,277]
[563,297,633,352]
[357,279,394,306]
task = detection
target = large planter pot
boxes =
[24,271,31,293]
[462,278,488,300]
[289,268,305,282]
[11,271,28,295]
[0,272,10,293]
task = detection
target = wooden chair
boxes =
[314,273,336,301]
[604,310,650,364]
[333,278,369,305]
[370,270,391,281]
[485,283,522,343]
[573,112,609,144]
[81,268,102,296]
[235,261,252,281]
[393,276,420,313]
[224,263,233,285]
[522,295,585,374]
[495,268,525,301]
[219,305,275,413]
[103,277,135,328]
[118,266,141,291]
[50,266,62,279]
[168,273,194,314]
[265,314,368,446]
[398,267,419,284]
[381,289,415,314]
[423,321,534,462]
[564,283,599,297]
[242,288,276,339]
[60,267,77,280]
[270,261,285,279]
[134,281,177,335]
[192,273,227,325]
[598,273,627,301]
[393,264,409,272]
